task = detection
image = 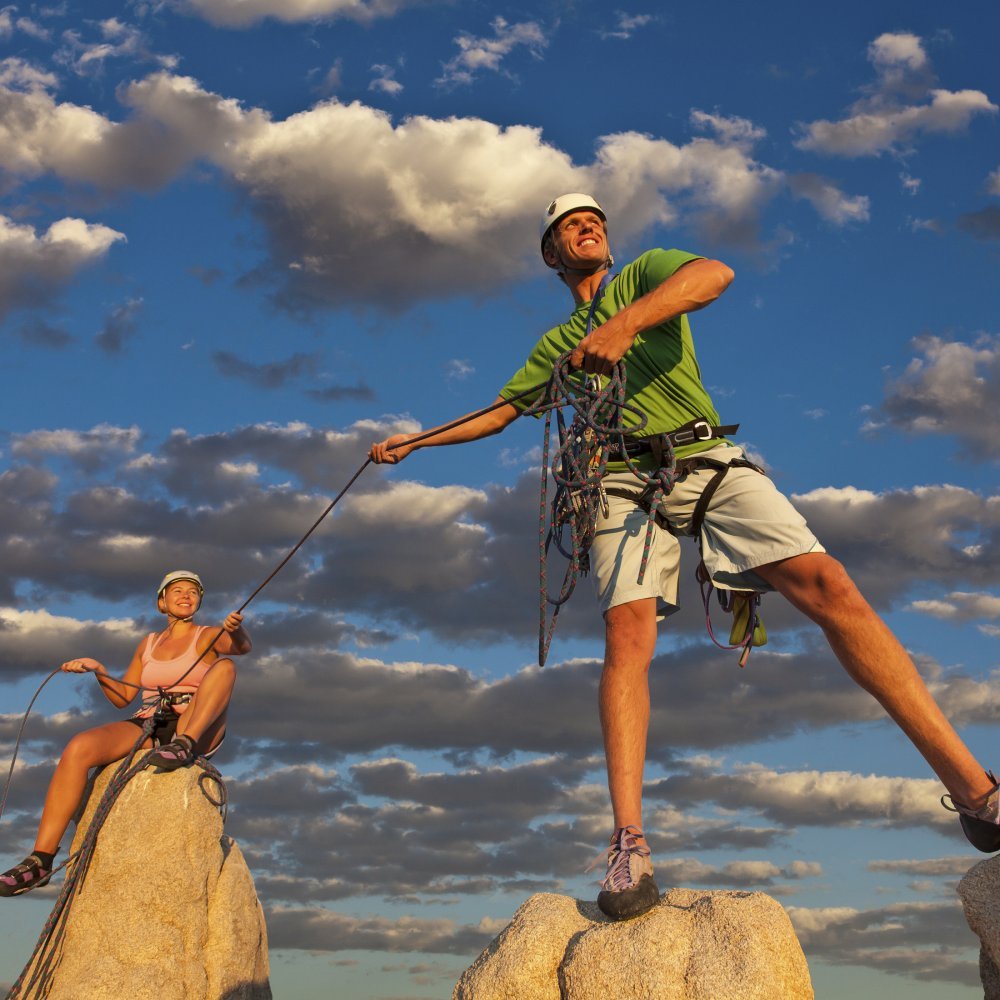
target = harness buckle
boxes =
[672,419,714,446]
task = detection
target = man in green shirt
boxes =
[370,194,1000,921]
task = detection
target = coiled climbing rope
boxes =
[520,352,683,665]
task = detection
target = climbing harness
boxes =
[603,447,769,668]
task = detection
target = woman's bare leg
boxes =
[34,721,150,855]
[175,658,236,752]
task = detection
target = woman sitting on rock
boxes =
[0,570,251,897]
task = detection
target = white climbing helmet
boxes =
[539,193,607,255]
[156,571,204,601]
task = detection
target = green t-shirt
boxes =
[499,249,723,461]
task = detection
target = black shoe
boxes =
[0,855,52,897]
[595,826,660,920]
[942,771,1000,853]
[147,733,196,772]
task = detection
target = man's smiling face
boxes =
[545,210,608,272]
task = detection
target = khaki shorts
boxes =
[589,443,824,617]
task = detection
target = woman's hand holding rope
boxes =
[60,657,104,674]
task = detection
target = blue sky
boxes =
[0,1,998,997]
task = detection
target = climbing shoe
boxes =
[0,854,52,897]
[943,771,1000,853]
[147,733,197,772]
[596,826,659,921]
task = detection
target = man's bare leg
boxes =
[755,552,993,808]
[597,597,661,918]
[601,597,658,838]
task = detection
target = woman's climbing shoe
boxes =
[147,733,197,772]
[943,771,1000,853]
[595,826,659,921]
[0,854,52,897]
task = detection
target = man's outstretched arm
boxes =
[369,396,520,464]
[573,258,734,375]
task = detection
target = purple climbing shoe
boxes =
[147,733,197,772]
[596,826,659,921]
[943,771,1000,853]
[0,854,52,897]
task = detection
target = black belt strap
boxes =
[607,418,740,459]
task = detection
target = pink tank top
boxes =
[135,625,215,718]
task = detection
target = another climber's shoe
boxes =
[943,771,1000,853]
[0,854,52,897]
[147,733,197,772]
[595,826,659,920]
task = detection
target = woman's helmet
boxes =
[156,571,204,603]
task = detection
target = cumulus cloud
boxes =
[265,905,493,955]
[787,900,978,985]
[795,32,997,157]
[0,67,833,309]
[0,215,126,321]
[0,69,265,190]
[437,17,548,87]
[175,0,442,29]
[652,856,823,895]
[788,173,870,225]
[867,856,974,876]
[866,334,1000,458]
[793,483,998,608]
[647,763,954,832]
[3,417,997,651]
[907,591,1000,623]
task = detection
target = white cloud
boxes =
[789,173,871,225]
[437,16,548,87]
[653,763,950,829]
[795,31,997,157]
[0,56,58,90]
[55,18,176,75]
[0,215,126,321]
[868,31,929,76]
[12,423,142,467]
[907,591,1000,622]
[368,63,402,96]
[446,359,474,381]
[872,334,1000,457]
[868,856,975,876]
[787,899,977,985]
[690,109,766,149]
[599,12,655,41]
[987,167,1000,196]
[176,0,443,28]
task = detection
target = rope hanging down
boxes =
[7,722,227,999]
[522,352,682,666]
